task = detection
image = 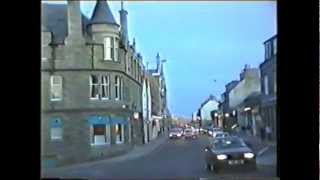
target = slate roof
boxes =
[41,3,91,44]
[200,95,219,108]
[90,1,119,26]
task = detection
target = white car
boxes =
[169,128,183,139]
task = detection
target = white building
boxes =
[192,112,197,121]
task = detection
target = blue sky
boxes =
[46,1,277,119]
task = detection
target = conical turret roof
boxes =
[90,0,119,26]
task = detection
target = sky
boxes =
[45,1,277,119]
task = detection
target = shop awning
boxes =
[88,116,110,125]
[110,116,129,125]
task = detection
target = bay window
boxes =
[50,75,63,101]
[90,75,99,100]
[114,38,119,62]
[104,37,119,61]
[104,37,113,61]
[115,76,121,100]
[101,75,110,100]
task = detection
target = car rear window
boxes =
[213,138,246,149]
[171,129,181,132]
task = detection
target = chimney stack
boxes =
[119,0,128,49]
[66,0,84,44]
[156,52,160,70]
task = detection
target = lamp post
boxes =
[244,107,252,134]
[133,111,139,145]
[145,120,150,142]
[214,112,218,127]
[197,116,201,134]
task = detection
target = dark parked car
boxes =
[204,137,256,173]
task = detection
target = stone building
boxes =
[220,80,239,130]
[148,53,169,138]
[259,35,277,141]
[142,69,153,143]
[228,65,261,131]
[41,1,146,167]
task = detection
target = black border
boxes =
[6,0,319,179]
[278,0,319,179]
[8,0,41,179]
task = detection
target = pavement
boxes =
[42,131,169,176]
[42,135,278,179]
[231,130,277,166]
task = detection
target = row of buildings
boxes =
[41,0,170,168]
[194,35,277,141]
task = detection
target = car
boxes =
[169,128,183,139]
[208,127,222,137]
[213,132,230,139]
[204,136,256,173]
[200,128,207,135]
[183,128,197,139]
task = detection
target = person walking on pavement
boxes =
[260,126,265,142]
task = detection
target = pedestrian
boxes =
[266,125,272,141]
[260,127,265,142]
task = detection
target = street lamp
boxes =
[232,110,236,116]
[133,112,139,120]
[225,113,230,118]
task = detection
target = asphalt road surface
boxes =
[43,136,277,179]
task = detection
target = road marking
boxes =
[257,146,270,156]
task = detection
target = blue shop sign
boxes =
[88,116,110,125]
[110,116,129,125]
[50,117,62,128]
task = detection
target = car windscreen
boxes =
[213,138,246,149]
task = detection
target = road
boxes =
[43,136,277,179]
